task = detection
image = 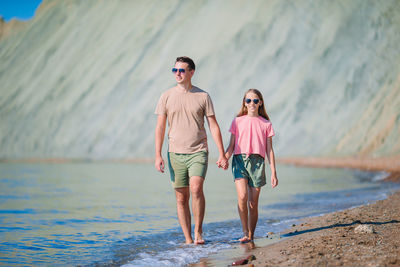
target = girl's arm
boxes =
[266,137,278,188]
[225,134,235,160]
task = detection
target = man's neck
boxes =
[176,82,193,92]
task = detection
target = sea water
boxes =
[0,162,398,266]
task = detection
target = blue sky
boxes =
[0,0,42,21]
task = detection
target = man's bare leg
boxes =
[175,187,193,244]
[190,176,205,244]
[248,186,261,241]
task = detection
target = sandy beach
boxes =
[193,156,400,267]
[237,157,400,267]
[248,190,400,266]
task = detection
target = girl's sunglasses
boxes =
[172,68,186,73]
[245,98,260,104]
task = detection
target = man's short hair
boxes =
[176,56,195,70]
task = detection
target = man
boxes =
[155,56,228,244]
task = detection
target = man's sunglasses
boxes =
[172,68,186,73]
[245,98,260,104]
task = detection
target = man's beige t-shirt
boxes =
[155,86,215,154]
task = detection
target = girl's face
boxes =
[244,92,262,115]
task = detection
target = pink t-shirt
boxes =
[229,115,275,159]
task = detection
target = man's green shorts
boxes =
[167,151,208,188]
[232,154,266,188]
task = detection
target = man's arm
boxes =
[206,115,228,169]
[155,114,167,173]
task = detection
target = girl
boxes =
[225,89,278,243]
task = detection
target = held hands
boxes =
[271,174,278,188]
[216,155,229,170]
[155,156,165,173]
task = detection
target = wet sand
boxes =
[191,156,400,267]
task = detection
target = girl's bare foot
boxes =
[239,236,252,243]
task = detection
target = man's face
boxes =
[173,62,194,84]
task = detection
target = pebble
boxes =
[231,255,256,266]
[247,255,256,261]
[266,231,275,238]
[354,224,374,234]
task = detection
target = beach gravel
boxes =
[250,189,400,266]
[238,156,400,266]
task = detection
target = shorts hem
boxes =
[190,174,206,179]
[173,184,190,189]
[252,182,266,188]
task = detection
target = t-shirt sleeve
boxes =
[266,122,275,137]
[155,93,167,115]
[204,94,215,117]
[229,118,237,134]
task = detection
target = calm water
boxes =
[0,162,398,266]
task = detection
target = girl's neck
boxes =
[247,111,259,117]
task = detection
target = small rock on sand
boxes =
[354,224,374,234]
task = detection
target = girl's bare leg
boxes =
[235,178,250,241]
[247,186,261,240]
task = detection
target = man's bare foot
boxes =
[194,233,205,245]
[239,236,252,243]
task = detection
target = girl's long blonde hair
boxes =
[237,89,270,120]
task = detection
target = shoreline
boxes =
[0,157,155,164]
[2,154,399,170]
[191,155,400,266]
[277,155,400,181]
